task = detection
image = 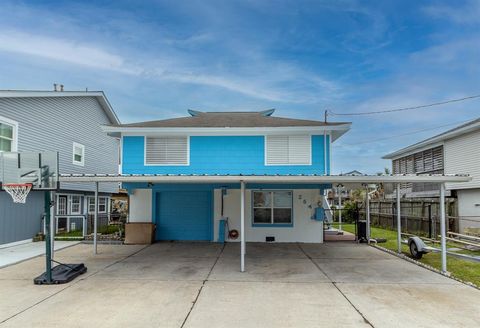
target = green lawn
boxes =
[97,225,122,235]
[336,223,480,287]
[55,230,83,237]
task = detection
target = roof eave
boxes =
[95,92,121,125]
[101,123,351,138]
[383,120,480,160]
[0,90,121,125]
[59,173,471,184]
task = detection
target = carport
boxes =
[59,173,470,274]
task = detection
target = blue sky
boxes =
[0,0,479,174]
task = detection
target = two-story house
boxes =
[0,90,120,245]
[383,118,480,233]
[103,109,350,243]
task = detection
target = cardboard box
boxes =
[124,223,155,244]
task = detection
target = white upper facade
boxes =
[383,118,480,190]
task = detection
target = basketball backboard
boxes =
[0,151,59,190]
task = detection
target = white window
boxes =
[73,142,85,166]
[0,116,18,152]
[70,195,81,215]
[57,196,67,215]
[253,191,293,225]
[265,135,311,165]
[145,136,189,165]
[99,197,107,212]
[88,197,108,214]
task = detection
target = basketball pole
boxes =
[44,191,53,283]
[50,192,56,261]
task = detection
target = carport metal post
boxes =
[440,183,447,273]
[365,185,371,240]
[94,182,99,255]
[396,184,401,254]
[338,185,342,231]
[240,180,246,272]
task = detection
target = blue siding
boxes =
[122,135,330,175]
[155,191,213,241]
[0,191,45,245]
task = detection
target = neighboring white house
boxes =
[383,118,480,232]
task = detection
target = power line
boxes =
[328,94,480,116]
[338,118,476,147]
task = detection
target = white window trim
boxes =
[252,190,293,225]
[56,194,84,215]
[0,115,18,152]
[264,135,312,166]
[72,142,85,166]
[88,196,109,214]
[69,195,82,215]
[143,135,190,166]
[56,195,68,216]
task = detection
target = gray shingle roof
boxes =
[112,110,349,128]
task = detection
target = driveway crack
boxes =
[180,243,225,328]
[297,243,375,328]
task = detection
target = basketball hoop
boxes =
[3,183,33,203]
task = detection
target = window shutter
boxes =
[432,146,443,170]
[288,135,310,164]
[414,152,424,172]
[266,136,289,165]
[146,137,188,165]
[266,135,311,165]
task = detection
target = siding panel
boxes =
[0,191,44,244]
[123,135,329,175]
[445,130,480,190]
[0,96,119,193]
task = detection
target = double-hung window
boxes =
[145,136,189,165]
[73,142,85,166]
[88,197,108,214]
[265,135,311,165]
[70,195,81,215]
[253,191,293,225]
[0,117,18,152]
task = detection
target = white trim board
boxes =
[103,124,351,142]
[59,174,471,184]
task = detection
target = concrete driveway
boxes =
[0,242,478,328]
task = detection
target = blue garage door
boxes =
[155,191,212,241]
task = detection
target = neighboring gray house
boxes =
[383,118,480,233]
[343,170,364,176]
[0,90,120,245]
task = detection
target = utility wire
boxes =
[328,94,480,116]
[338,118,476,147]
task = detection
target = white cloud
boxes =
[0,28,342,104]
[0,31,139,74]
[423,0,480,25]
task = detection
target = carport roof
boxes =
[59,173,471,184]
